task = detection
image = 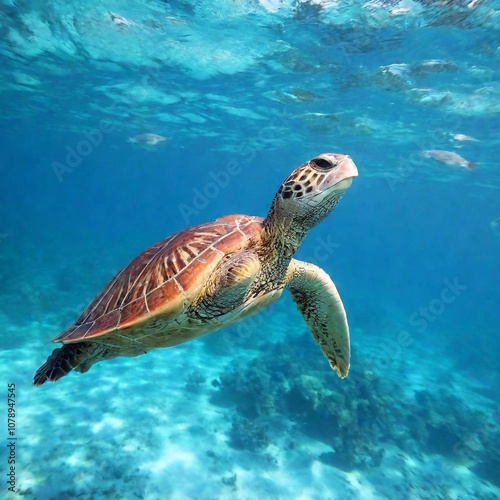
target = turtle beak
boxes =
[308,154,358,204]
[325,154,359,191]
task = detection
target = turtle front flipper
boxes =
[190,250,261,319]
[33,342,100,386]
[286,259,350,378]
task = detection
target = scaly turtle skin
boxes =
[34,153,358,386]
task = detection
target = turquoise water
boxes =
[1,1,499,498]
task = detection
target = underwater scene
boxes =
[1,0,499,498]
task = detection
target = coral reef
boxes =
[185,370,206,393]
[228,416,270,452]
[213,332,499,475]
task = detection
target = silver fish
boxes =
[421,149,476,170]
[128,133,171,146]
[109,12,134,27]
[453,134,479,142]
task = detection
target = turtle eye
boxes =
[310,157,338,171]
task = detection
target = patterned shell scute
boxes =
[54,215,263,343]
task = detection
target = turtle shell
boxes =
[54,215,263,344]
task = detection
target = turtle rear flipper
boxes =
[33,342,91,386]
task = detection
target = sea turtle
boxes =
[34,153,358,386]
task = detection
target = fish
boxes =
[109,12,135,27]
[390,7,410,16]
[128,133,171,147]
[412,60,458,75]
[490,218,500,234]
[453,133,479,142]
[420,150,476,170]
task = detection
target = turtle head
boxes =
[271,153,358,231]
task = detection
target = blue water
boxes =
[1,1,499,498]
